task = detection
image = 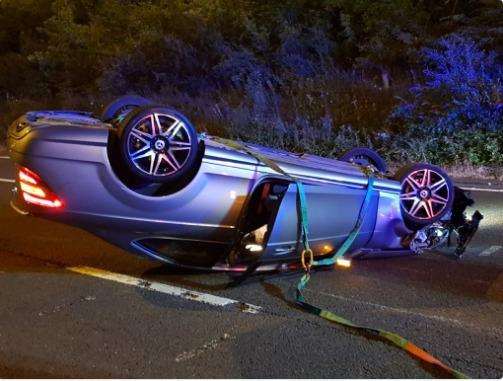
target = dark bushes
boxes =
[0,0,501,171]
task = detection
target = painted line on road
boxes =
[460,186,503,193]
[67,266,261,313]
[314,290,464,325]
[0,178,15,184]
[312,289,503,336]
[479,245,502,257]
[175,333,234,363]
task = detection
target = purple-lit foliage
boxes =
[393,35,502,133]
[1,1,501,168]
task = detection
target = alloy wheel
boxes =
[126,113,193,177]
[399,168,450,220]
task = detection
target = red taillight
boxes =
[18,166,63,209]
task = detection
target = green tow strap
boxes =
[295,177,469,379]
[208,136,469,379]
[313,176,376,267]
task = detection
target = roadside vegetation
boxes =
[1,0,501,176]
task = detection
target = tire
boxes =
[117,106,199,184]
[395,163,454,229]
[340,147,387,173]
[101,95,153,122]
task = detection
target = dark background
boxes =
[1,0,502,169]
[0,3,502,378]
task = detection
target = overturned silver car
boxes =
[7,96,480,271]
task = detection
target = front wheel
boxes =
[117,106,199,184]
[395,163,454,229]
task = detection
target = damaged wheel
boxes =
[118,106,199,184]
[396,163,454,229]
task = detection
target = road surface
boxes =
[0,153,502,378]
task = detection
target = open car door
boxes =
[235,179,379,264]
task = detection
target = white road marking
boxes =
[460,186,503,193]
[314,290,463,325]
[0,156,10,159]
[479,245,502,257]
[175,333,234,363]
[312,289,503,336]
[67,266,261,313]
[0,178,15,183]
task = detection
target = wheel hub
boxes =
[419,189,430,199]
[152,136,168,152]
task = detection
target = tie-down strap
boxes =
[207,135,469,378]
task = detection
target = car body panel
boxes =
[8,110,413,269]
[265,182,378,259]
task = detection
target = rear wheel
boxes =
[395,163,454,229]
[101,95,153,122]
[340,147,387,173]
[117,106,199,184]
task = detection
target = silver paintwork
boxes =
[8,110,414,268]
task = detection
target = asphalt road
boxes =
[0,153,502,378]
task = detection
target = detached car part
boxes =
[7,99,480,270]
